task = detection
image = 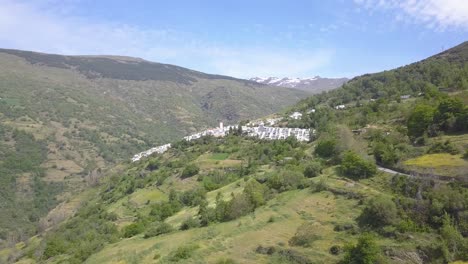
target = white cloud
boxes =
[354,0,468,31]
[0,0,333,78]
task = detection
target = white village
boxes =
[131,112,314,162]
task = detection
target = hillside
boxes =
[249,76,348,93]
[0,49,309,247]
[2,42,467,264]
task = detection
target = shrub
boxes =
[373,142,399,167]
[168,244,199,262]
[181,164,199,178]
[310,178,328,193]
[225,194,253,220]
[340,151,377,179]
[289,222,321,247]
[121,222,145,238]
[407,103,435,139]
[330,245,342,255]
[271,249,312,264]
[315,139,338,158]
[216,258,237,264]
[427,140,459,154]
[180,217,200,230]
[143,222,173,238]
[340,233,381,264]
[358,196,399,229]
[180,188,206,207]
[266,170,306,192]
[303,162,323,178]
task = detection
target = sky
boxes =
[0,0,467,78]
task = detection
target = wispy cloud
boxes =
[354,0,468,31]
[0,0,333,78]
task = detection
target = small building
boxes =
[335,104,346,110]
[307,109,316,114]
[400,95,411,99]
[289,112,303,120]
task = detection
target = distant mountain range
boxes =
[0,48,310,239]
[249,76,348,93]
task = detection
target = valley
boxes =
[0,17,468,264]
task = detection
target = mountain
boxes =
[0,48,309,244]
[249,76,348,93]
[3,42,467,264]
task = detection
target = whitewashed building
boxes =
[289,112,303,120]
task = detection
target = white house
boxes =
[335,105,346,110]
[289,112,303,120]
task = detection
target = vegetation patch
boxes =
[404,153,468,168]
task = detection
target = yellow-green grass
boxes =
[403,153,468,178]
[166,179,246,228]
[404,153,467,168]
[195,153,242,170]
[128,188,167,206]
[86,187,362,264]
[108,188,167,222]
[209,153,230,160]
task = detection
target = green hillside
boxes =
[0,49,309,248]
[2,42,467,264]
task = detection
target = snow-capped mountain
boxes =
[249,76,348,93]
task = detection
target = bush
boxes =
[181,164,199,178]
[330,245,342,255]
[340,233,381,264]
[289,222,322,247]
[266,170,306,192]
[168,244,199,262]
[271,249,312,264]
[315,139,338,158]
[407,103,435,139]
[373,142,399,167]
[310,178,328,193]
[340,151,377,179]
[180,217,200,230]
[122,222,145,238]
[427,140,459,154]
[358,196,399,229]
[144,222,173,238]
[303,162,323,178]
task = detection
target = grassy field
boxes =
[83,168,410,264]
[195,153,242,170]
[86,189,361,264]
[403,153,468,177]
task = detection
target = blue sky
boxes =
[0,0,467,78]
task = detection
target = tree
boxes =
[315,139,338,158]
[341,151,377,179]
[340,233,381,264]
[243,179,268,208]
[181,164,200,178]
[358,196,399,229]
[198,199,216,226]
[373,142,399,167]
[434,97,464,132]
[407,103,435,138]
[304,162,323,178]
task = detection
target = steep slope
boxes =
[249,76,348,93]
[4,41,467,264]
[294,41,468,107]
[0,49,309,245]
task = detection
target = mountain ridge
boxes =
[249,76,348,93]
